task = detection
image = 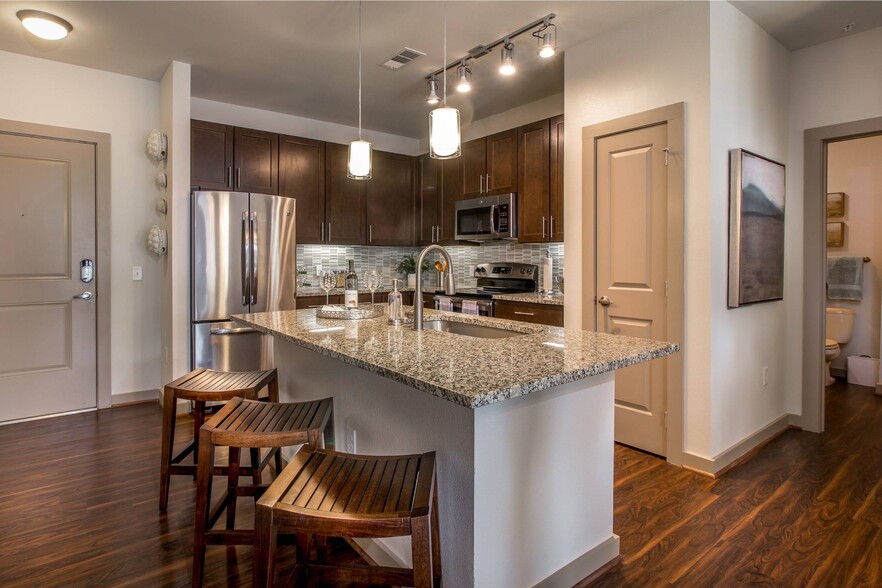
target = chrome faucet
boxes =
[413,244,455,331]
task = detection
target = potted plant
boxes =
[396,253,430,288]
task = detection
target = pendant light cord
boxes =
[442,1,447,106]
[358,0,363,139]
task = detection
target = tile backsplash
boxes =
[297,243,564,290]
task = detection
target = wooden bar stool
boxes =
[193,396,334,588]
[253,446,441,588]
[159,367,278,511]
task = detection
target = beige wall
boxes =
[826,135,882,369]
[0,50,162,398]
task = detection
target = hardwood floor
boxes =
[0,380,879,587]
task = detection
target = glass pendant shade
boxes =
[429,107,461,159]
[347,139,372,179]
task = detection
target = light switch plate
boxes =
[132,266,143,281]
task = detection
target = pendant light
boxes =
[429,2,461,159]
[348,1,372,179]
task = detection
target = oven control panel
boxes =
[474,263,538,280]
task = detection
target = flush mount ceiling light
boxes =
[348,1,372,180]
[426,76,440,104]
[533,18,557,58]
[429,2,461,159]
[17,9,72,40]
[499,41,516,76]
[455,60,472,93]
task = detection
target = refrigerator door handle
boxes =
[210,326,259,335]
[250,211,258,306]
[242,211,250,306]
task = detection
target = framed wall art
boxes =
[826,192,846,218]
[826,221,845,247]
[728,148,786,308]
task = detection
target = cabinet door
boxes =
[550,115,565,242]
[418,155,440,245]
[517,119,551,243]
[279,135,325,244]
[367,151,414,246]
[461,137,485,198]
[191,120,233,190]
[495,300,564,327]
[324,143,366,244]
[486,128,518,195]
[234,127,278,194]
[439,156,462,241]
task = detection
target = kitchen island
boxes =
[233,307,678,587]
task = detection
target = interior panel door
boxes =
[0,132,97,423]
[596,123,668,456]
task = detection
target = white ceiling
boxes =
[1,1,881,139]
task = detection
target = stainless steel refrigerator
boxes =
[191,191,296,371]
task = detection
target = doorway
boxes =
[802,116,882,433]
[0,119,111,423]
[582,104,685,463]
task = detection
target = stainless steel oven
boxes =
[433,294,494,316]
[454,193,517,241]
[433,263,538,317]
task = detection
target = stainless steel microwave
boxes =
[454,193,517,241]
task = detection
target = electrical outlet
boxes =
[315,264,322,276]
[132,266,143,281]
[345,425,356,453]
[164,346,169,365]
[762,366,769,387]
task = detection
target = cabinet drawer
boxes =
[494,300,563,327]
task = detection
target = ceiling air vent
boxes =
[379,47,426,70]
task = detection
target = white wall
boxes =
[191,98,420,155]
[825,135,882,368]
[785,26,882,412]
[708,2,790,456]
[563,2,714,456]
[0,50,162,398]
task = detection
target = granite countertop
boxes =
[491,292,564,306]
[233,306,678,409]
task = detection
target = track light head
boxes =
[499,41,515,76]
[538,32,556,58]
[426,77,440,104]
[455,61,472,93]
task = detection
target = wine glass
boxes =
[364,270,380,308]
[320,271,335,306]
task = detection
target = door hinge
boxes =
[665,281,669,297]
[664,411,668,428]
[662,147,670,166]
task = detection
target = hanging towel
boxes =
[827,256,864,300]
[438,296,454,312]
[461,299,479,316]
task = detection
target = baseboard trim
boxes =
[681,414,791,478]
[875,383,882,397]
[535,534,620,588]
[111,389,160,407]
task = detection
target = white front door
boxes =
[596,123,669,456]
[0,132,97,423]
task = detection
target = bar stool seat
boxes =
[253,446,441,588]
[159,367,278,512]
[193,396,334,588]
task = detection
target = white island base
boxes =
[273,337,619,587]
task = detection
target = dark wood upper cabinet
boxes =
[366,151,414,246]
[517,119,551,243]
[550,114,564,242]
[486,129,518,195]
[233,127,278,194]
[461,138,485,198]
[191,120,233,190]
[279,135,325,244]
[324,143,366,245]
[418,155,440,245]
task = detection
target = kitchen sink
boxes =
[422,319,525,339]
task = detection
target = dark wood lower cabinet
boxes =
[494,300,563,327]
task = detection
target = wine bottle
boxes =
[344,260,358,308]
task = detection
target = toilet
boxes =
[825,307,857,386]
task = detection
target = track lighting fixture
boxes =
[17,9,72,40]
[499,41,516,76]
[455,60,472,93]
[534,18,557,58]
[348,1,371,179]
[426,77,440,104]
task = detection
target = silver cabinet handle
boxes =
[436,225,441,242]
[431,225,436,243]
[513,311,535,316]
[599,296,612,307]
[209,327,258,335]
[321,222,325,242]
[327,222,331,242]
[226,166,233,188]
[236,167,241,188]
[550,216,555,239]
[369,224,373,243]
[250,211,258,305]
[73,291,93,300]
[486,174,491,193]
[542,216,547,239]
[242,212,249,306]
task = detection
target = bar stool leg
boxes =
[192,401,206,469]
[251,448,262,485]
[411,514,433,588]
[158,386,176,512]
[226,447,241,530]
[267,376,279,402]
[192,426,215,588]
[253,503,273,588]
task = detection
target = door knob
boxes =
[598,296,612,307]
[73,291,93,300]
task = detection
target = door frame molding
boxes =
[800,116,882,433]
[582,103,685,465]
[0,118,112,410]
